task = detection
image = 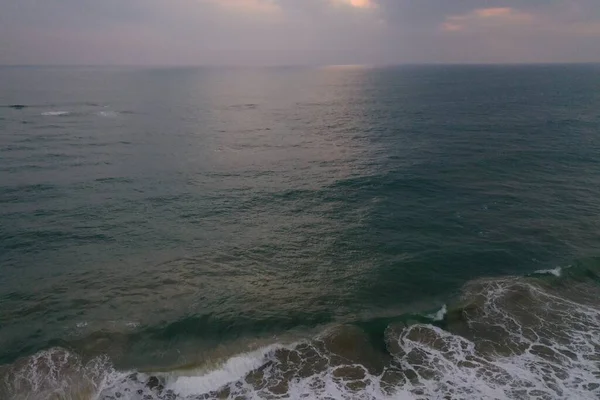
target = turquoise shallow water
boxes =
[1,65,600,399]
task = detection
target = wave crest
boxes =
[3,271,600,399]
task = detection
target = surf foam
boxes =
[96,111,118,117]
[534,266,562,277]
[426,304,447,321]
[4,276,600,400]
[41,111,69,116]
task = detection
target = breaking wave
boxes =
[2,262,600,400]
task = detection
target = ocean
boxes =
[1,64,600,399]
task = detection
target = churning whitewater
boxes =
[3,266,600,400]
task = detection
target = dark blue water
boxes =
[1,65,600,399]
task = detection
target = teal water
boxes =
[1,65,600,399]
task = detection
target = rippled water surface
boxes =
[1,65,600,399]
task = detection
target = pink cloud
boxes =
[441,5,600,39]
[347,0,374,8]
[441,22,464,32]
[442,7,533,32]
[474,8,514,18]
[331,0,376,9]
[207,0,281,14]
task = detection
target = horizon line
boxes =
[1,62,600,69]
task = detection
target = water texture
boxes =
[1,65,600,399]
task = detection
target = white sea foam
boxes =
[41,111,69,116]
[427,304,447,321]
[0,348,112,400]
[534,266,562,276]
[96,110,118,117]
[155,280,599,399]
[167,345,284,396]
[73,320,139,332]
[5,279,600,400]
[165,346,411,400]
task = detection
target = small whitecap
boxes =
[534,267,562,277]
[427,304,447,321]
[97,111,118,117]
[41,111,69,116]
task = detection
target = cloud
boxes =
[1,0,600,65]
[440,4,600,38]
[442,7,533,32]
[207,0,281,14]
[205,0,375,14]
[474,8,524,19]
[332,0,375,9]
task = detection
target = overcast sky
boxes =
[1,0,600,65]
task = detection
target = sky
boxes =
[1,0,600,65]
